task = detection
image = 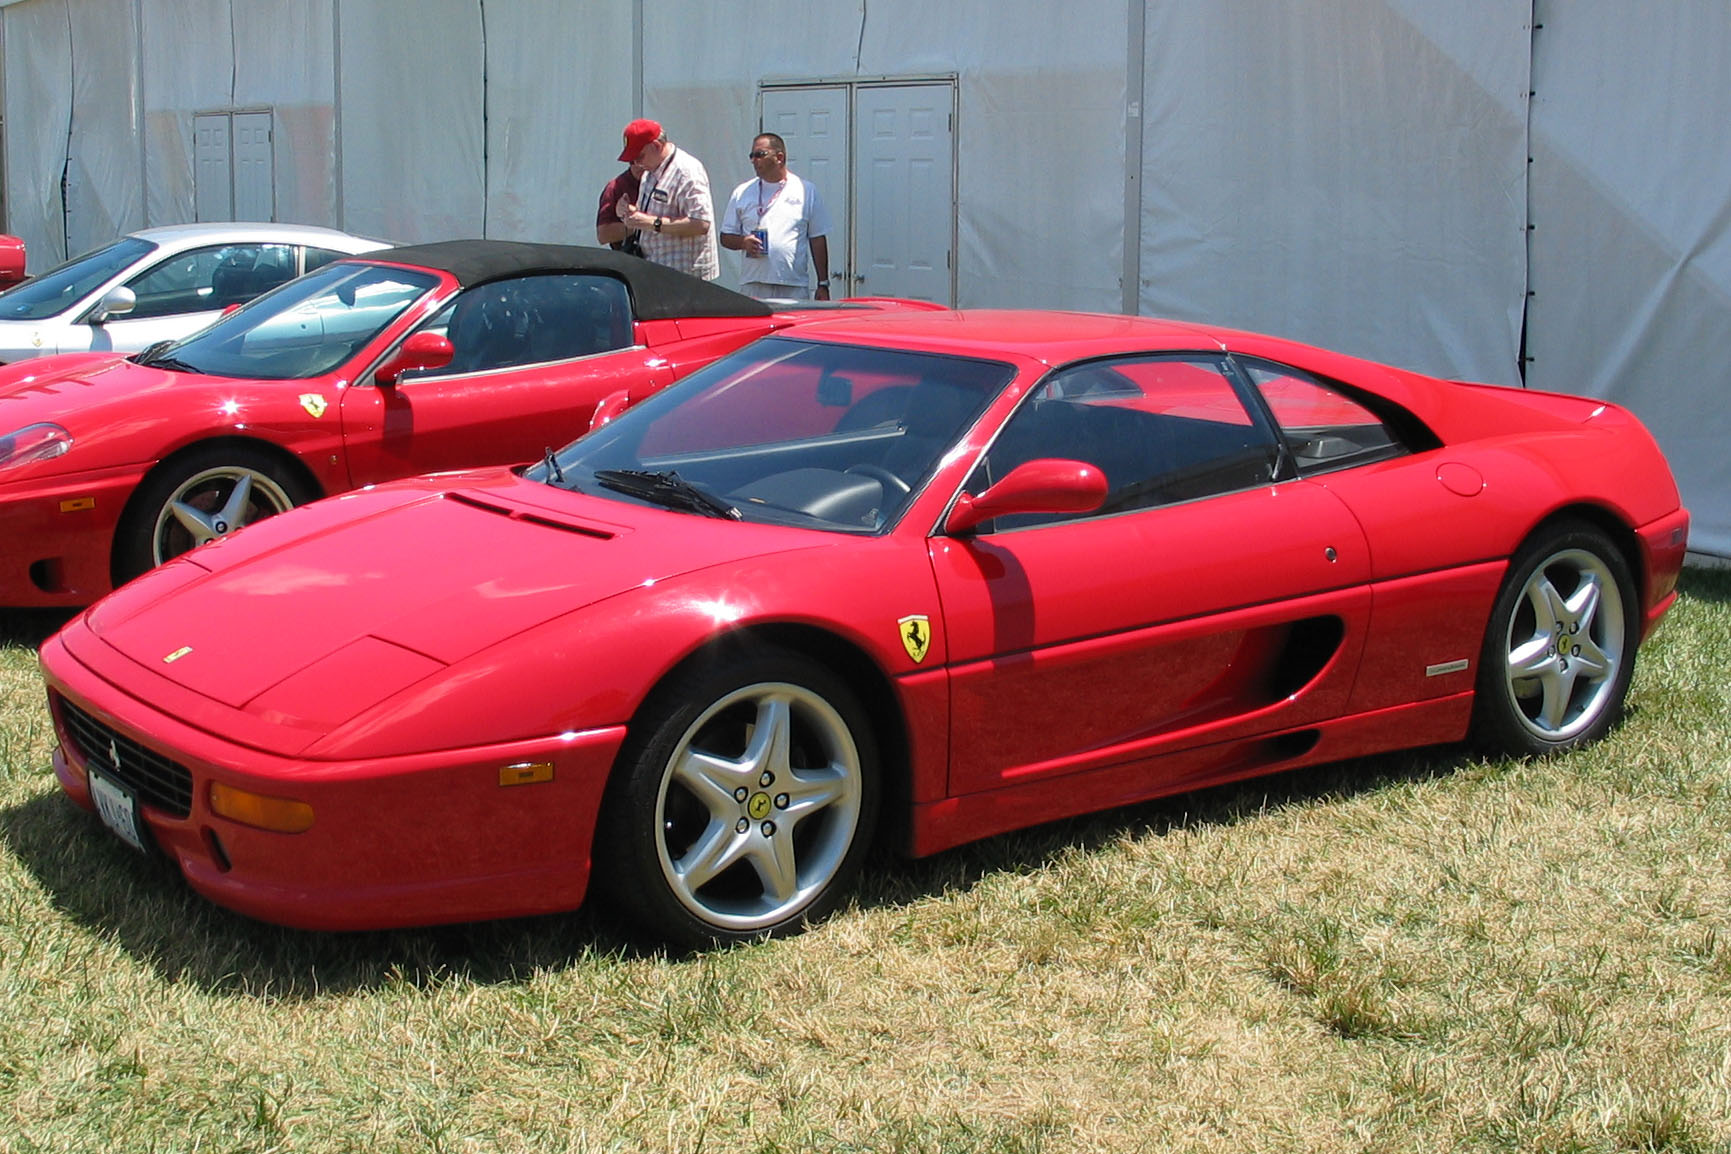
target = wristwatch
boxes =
[817,280,830,287]
[654,217,663,232]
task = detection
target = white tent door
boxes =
[762,86,850,291]
[761,82,954,304]
[855,85,953,304]
[232,112,275,221]
[194,114,232,221]
[195,111,275,222]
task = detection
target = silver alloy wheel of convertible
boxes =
[149,464,299,566]
[1498,545,1628,744]
[653,680,865,933]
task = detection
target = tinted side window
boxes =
[967,355,1283,531]
[304,247,349,272]
[433,274,633,376]
[1241,358,1405,473]
[124,243,295,318]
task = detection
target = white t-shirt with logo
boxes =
[722,172,831,289]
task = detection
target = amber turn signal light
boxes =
[208,781,315,833]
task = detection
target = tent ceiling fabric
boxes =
[0,0,1724,555]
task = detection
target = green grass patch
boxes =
[2,569,1729,1151]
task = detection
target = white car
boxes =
[0,222,389,363]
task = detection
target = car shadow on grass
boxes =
[1678,564,1731,603]
[853,741,1482,919]
[0,788,655,997]
[0,736,1490,997]
[0,608,77,651]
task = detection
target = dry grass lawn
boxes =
[1,569,1727,1152]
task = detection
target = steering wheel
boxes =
[845,464,911,496]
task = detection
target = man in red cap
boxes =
[613,118,719,280]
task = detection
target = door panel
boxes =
[194,113,232,222]
[233,112,275,222]
[854,85,954,304]
[934,482,1371,796]
[762,87,850,291]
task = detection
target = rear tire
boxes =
[114,445,314,584]
[594,645,880,948]
[1471,521,1637,756]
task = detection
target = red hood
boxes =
[75,472,826,749]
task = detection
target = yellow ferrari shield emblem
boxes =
[898,615,932,664]
[299,393,329,419]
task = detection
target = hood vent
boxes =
[443,491,615,540]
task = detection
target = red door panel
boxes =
[339,351,679,486]
[932,480,1372,796]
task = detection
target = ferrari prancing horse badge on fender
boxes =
[299,393,328,419]
[898,614,931,663]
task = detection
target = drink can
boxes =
[751,228,768,256]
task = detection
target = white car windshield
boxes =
[0,236,156,322]
[536,337,1015,533]
[135,261,440,381]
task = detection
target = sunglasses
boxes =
[748,149,777,160]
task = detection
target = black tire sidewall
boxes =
[1472,520,1638,756]
[594,644,881,948]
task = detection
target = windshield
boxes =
[0,236,155,321]
[532,337,1015,533]
[136,260,440,380]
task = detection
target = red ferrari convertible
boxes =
[0,240,916,608]
[39,310,1689,946]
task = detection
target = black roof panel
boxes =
[366,239,773,321]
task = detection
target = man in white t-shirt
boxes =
[720,133,832,301]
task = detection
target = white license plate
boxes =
[88,767,149,853]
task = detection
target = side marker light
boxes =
[500,762,554,787]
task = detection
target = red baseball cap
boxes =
[618,118,663,163]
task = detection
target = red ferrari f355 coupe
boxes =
[40,310,1689,946]
[0,240,921,608]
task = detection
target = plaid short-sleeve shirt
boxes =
[636,146,719,281]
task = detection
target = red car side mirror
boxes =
[944,458,1108,535]
[0,235,25,288]
[375,331,455,387]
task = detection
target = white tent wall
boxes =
[1,0,75,265]
[1139,0,1532,387]
[1525,1,1731,559]
[141,0,339,230]
[642,2,1128,310]
[1,0,141,266]
[337,0,484,243]
[477,0,635,244]
[0,0,1725,555]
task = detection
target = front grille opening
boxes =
[55,694,194,819]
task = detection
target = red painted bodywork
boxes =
[0,235,26,288]
[38,309,1690,931]
[0,256,928,608]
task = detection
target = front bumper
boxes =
[0,464,143,607]
[43,631,625,931]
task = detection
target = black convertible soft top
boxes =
[370,239,773,321]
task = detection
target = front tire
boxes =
[115,445,314,584]
[1472,521,1637,755]
[595,646,880,947]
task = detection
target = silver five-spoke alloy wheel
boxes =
[1476,521,1637,755]
[654,680,864,933]
[149,464,298,565]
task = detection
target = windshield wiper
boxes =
[594,469,741,520]
[542,446,566,485]
[134,342,201,373]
